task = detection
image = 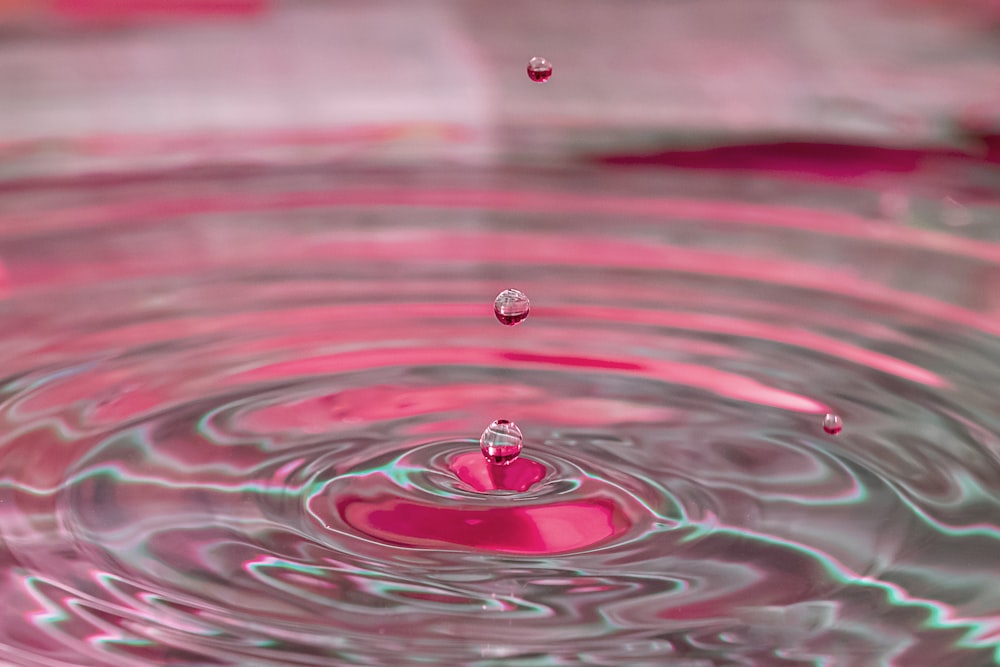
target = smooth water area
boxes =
[0,161,998,666]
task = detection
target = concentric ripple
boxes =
[0,165,998,666]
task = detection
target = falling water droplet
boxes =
[480,419,523,465]
[526,56,552,83]
[822,413,843,435]
[493,288,530,326]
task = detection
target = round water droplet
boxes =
[480,419,523,466]
[526,56,552,83]
[822,413,843,435]
[493,288,530,326]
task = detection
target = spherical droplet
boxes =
[493,288,530,326]
[822,413,843,435]
[480,419,523,466]
[526,56,552,83]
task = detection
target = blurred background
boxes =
[0,0,998,179]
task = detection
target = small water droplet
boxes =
[822,413,843,435]
[480,419,523,466]
[493,288,530,326]
[526,56,552,83]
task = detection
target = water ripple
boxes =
[0,167,998,665]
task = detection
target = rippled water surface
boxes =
[0,163,999,666]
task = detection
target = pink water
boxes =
[0,151,998,666]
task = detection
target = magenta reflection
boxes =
[337,494,630,555]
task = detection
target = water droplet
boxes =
[480,419,523,466]
[526,56,552,83]
[493,288,530,326]
[822,413,843,435]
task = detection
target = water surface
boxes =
[0,161,998,666]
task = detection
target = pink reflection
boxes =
[449,452,546,493]
[5,187,999,263]
[338,494,629,555]
[598,141,970,179]
[240,384,521,432]
[6,223,997,337]
[78,125,470,157]
[542,306,946,387]
[232,345,826,413]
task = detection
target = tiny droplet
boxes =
[822,413,843,435]
[480,419,523,466]
[526,56,552,83]
[493,288,530,326]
